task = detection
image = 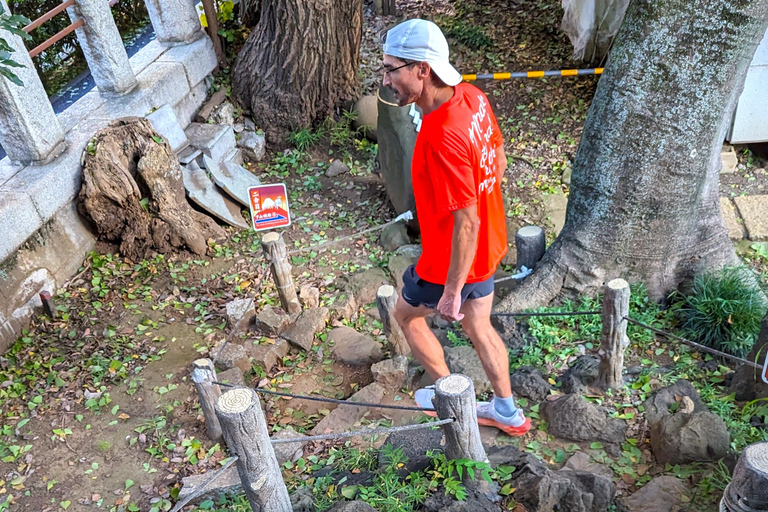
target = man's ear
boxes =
[418,62,431,79]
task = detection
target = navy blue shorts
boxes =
[401,265,495,309]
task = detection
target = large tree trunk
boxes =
[232,0,362,140]
[498,0,768,312]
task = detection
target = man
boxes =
[383,19,530,436]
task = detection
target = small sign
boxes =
[247,184,291,231]
[763,349,768,385]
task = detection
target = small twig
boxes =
[509,154,537,170]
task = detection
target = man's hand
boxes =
[437,289,464,322]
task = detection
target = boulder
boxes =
[330,292,358,321]
[226,298,255,328]
[327,502,376,512]
[371,356,409,389]
[237,130,266,162]
[379,222,410,252]
[642,380,707,426]
[339,267,390,306]
[509,366,552,402]
[311,383,386,435]
[422,487,499,512]
[330,327,384,365]
[282,307,329,351]
[299,285,320,309]
[246,338,289,373]
[541,395,627,448]
[271,428,309,465]
[290,487,315,512]
[491,314,530,351]
[326,159,350,178]
[444,346,491,395]
[620,476,691,512]
[557,355,600,394]
[216,367,245,387]
[213,343,250,374]
[254,305,291,336]
[379,427,443,476]
[395,244,423,259]
[209,101,235,125]
[389,254,415,292]
[650,411,730,464]
[562,452,614,480]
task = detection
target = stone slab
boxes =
[721,145,738,174]
[720,197,744,241]
[140,61,192,113]
[158,35,217,88]
[57,90,106,130]
[734,194,768,241]
[0,158,22,187]
[182,165,248,228]
[542,191,568,236]
[129,38,169,76]
[174,80,208,129]
[147,104,189,152]
[204,156,261,207]
[186,123,236,164]
[0,191,44,262]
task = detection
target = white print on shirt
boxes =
[467,95,497,196]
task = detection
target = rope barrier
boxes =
[213,381,436,412]
[463,68,604,81]
[271,418,453,445]
[168,456,239,512]
[491,310,602,318]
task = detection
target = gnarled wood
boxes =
[596,279,630,390]
[77,117,225,261]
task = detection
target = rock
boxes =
[379,427,443,476]
[226,298,255,328]
[388,254,416,292]
[210,102,235,125]
[271,428,309,465]
[561,166,572,186]
[311,383,386,435]
[491,314,530,351]
[329,327,384,365]
[562,452,614,480]
[195,89,228,123]
[327,502,376,512]
[509,366,552,402]
[233,123,245,133]
[254,305,291,336]
[326,159,350,178]
[733,195,768,241]
[650,411,730,464]
[290,487,315,512]
[444,346,491,395]
[379,222,410,252]
[299,286,320,309]
[178,465,241,505]
[330,292,358,321]
[371,356,409,389]
[542,191,568,236]
[541,395,627,448]
[216,367,244,387]
[237,130,266,162]
[213,343,250,374]
[246,337,289,373]
[642,380,707,426]
[282,307,329,352]
[352,94,378,141]
[365,307,381,321]
[339,267,390,306]
[395,244,423,259]
[427,314,452,329]
[720,197,744,240]
[557,355,600,394]
[621,476,691,512]
[182,165,249,229]
[422,487,499,512]
[721,144,738,174]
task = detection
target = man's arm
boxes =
[496,145,508,179]
[437,205,480,321]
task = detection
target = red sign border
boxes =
[247,183,291,232]
[763,348,768,385]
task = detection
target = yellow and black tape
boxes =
[462,68,603,81]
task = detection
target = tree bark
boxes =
[498,0,768,312]
[233,0,362,139]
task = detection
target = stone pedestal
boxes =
[144,0,202,44]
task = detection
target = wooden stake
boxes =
[215,388,291,511]
[596,279,630,390]
[433,374,486,463]
[515,225,546,273]
[261,232,301,316]
[383,0,396,15]
[377,285,411,357]
[200,0,226,68]
[722,441,768,511]
[191,359,223,443]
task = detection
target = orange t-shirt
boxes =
[412,83,507,284]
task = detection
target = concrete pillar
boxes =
[0,0,66,165]
[144,0,202,44]
[67,0,137,94]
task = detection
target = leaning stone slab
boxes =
[721,145,738,174]
[146,104,188,152]
[282,307,329,351]
[311,383,386,435]
[254,305,291,336]
[213,343,249,374]
[203,156,261,207]
[247,338,289,373]
[182,165,248,229]
[734,194,768,241]
[186,123,236,164]
[225,298,255,328]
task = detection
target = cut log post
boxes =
[377,285,411,357]
[721,441,768,511]
[596,278,630,390]
[191,358,223,443]
[433,374,486,463]
[515,225,546,273]
[215,387,291,510]
[261,232,301,316]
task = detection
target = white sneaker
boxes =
[476,401,531,436]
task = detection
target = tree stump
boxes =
[721,442,768,511]
[191,359,223,443]
[377,285,410,357]
[433,374,487,463]
[215,388,291,511]
[77,118,225,261]
[261,232,301,316]
[596,279,630,390]
[515,225,546,273]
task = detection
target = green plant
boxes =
[289,127,322,151]
[671,266,766,357]
[0,5,31,85]
[446,330,470,347]
[441,17,492,50]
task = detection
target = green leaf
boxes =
[125,479,134,490]
[60,501,71,510]
[590,442,604,450]
[340,485,358,499]
[152,136,164,144]
[111,405,120,415]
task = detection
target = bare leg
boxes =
[460,293,512,398]
[393,294,450,382]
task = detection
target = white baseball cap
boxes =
[383,19,462,87]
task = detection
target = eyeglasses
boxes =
[382,61,416,75]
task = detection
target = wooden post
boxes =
[721,441,768,511]
[515,225,546,273]
[215,388,291,511]
[200,0,226,68]
[377,285,411,357]
[191,359,223,443]
[383,0,396,15]
[261,232,301,316]
[433,374,486,463]
[596,279,630,390]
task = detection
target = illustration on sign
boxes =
[763,349,768,385]
[247,183,291,231]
